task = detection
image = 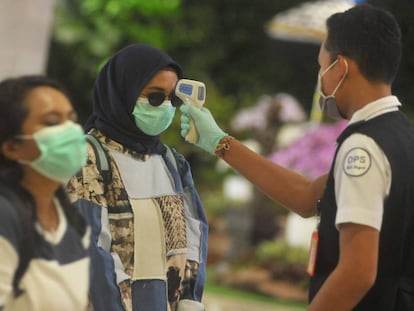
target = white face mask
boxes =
[317,59,348,120]
[132,98,176,136]
[16,121,87,183]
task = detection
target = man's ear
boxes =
[1,139,21,161]
[336,55,348,69]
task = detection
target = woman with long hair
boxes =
[0,75,90,310]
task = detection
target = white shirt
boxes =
[0,198,90,311]
[334,96,401,230]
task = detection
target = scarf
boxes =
[84,44,183,154]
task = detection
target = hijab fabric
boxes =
[84,44,183,154]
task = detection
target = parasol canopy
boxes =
[266,0,363,44]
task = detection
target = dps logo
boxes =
[343,147,371,177]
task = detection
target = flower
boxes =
[269,120,348,178]
[230,93,306,132]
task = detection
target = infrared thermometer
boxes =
[175,79,206,143]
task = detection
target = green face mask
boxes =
[132,98,176,135]
[17,121,87,183]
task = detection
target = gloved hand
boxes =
[180,104,227,155]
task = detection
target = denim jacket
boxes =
[66,130,208,311]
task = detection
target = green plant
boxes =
[256,239,307,265]
[255,239,308,285]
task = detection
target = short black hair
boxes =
[325,4,401,84]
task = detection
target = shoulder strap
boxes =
[165,145,183,176]
[86,134,112,184]
[0,185,33,297]
[86,137,182,184]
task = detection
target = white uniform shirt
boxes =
[334,96,401,230]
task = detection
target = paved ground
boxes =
[203,292,306,311]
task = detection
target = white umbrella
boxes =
[266,0,361,44]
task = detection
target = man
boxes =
[179,4,414,310]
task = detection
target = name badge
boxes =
[306,230,319,276]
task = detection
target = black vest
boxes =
[309,111,414,310]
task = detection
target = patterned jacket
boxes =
[66,130,208,311]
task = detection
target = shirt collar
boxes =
[349,95,401,125]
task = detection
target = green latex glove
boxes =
[180,104,227,155]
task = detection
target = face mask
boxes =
[17,121,87,184]
[318,59,348,120]
[132,98,176,135]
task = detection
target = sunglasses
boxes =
[144,92,183,107]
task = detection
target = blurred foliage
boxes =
[47,0,414,209]
[47,0,311,198]
[255,239,309,286]
[256,239,308,266]
[48,0,184,123]
[48,0,317,122]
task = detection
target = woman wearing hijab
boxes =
[66,44,207,311]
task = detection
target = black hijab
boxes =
[84,44,183,155]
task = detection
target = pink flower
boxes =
[269,120,348,178]
[231,93,306,132]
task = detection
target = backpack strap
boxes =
[0,185,33,297]
[86,134,112,184]
[165,145,183,177]
[85,135,182,186]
